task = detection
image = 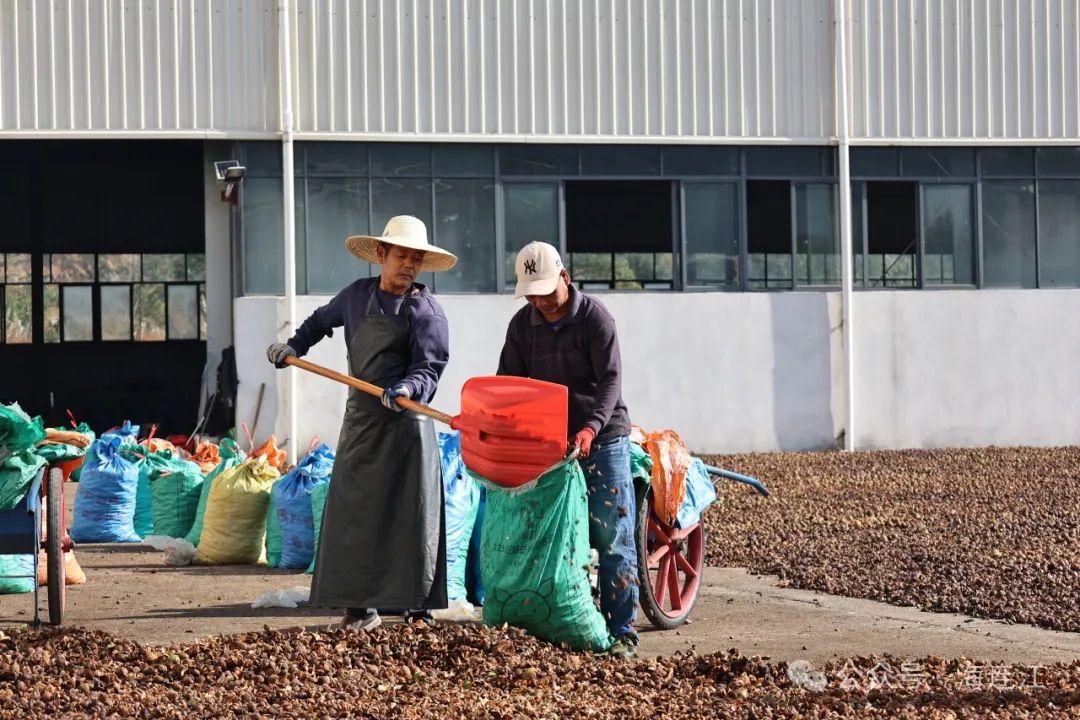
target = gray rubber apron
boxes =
[309,288,447,611]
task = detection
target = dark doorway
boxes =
[746,180,793,289]
[564,181,674,290]
[0,141,207,434]
[865,182,918,287]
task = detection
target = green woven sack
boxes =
[305,481,330,574]
[264,490,282,568]
[148,452,205,538]
[478,461,612,652]
[0,451,46,510]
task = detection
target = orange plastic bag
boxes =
[190,441,222,475]
[630,425,692,527]
[37,550,87,586]
[251,435,287,471]
[141,438,176,454]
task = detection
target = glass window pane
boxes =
[795,183,838,286]
[43,284,59,343]
[433,145,494,176]
[1036,147,1080,176]
[305,178,371,293]
[134,284,166,341]
[99,254,141,282]
[851,182,865,285]
[433,178,496,292]
[611,252,672,289]
[982,181,1036,288]
[683,182,739,287]
[371,178,434,287]
[370,143,431,176]
[746,147,832,177]
[4,253,31,283]
[304,142,368,175]
[186,254,206,282]
[1038,180,1080,288]
[499,145,579,176]
[900,148,975,177]
[580,146,660,176]
[242,141,283,177]
[921,185,974,285]
[51,253,95,282]
[242,178,284,294]
[981,148,1034,176]
[569,254,612,285]
[503,183,559,289]
[101,285,131,341]
[199,284,207,340]
[851,148,899,177]
[142,254,186,281]
[3,285,32,343]
[662,147,739,176]
[168,285,198,340]
[62,285,93,342]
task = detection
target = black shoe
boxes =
[403,609,435,626]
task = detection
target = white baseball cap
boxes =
[514,241,565,298]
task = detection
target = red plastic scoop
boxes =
[285,357,568,488]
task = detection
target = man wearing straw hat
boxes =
[266,215,457,630]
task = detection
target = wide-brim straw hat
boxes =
[345,215,458,272]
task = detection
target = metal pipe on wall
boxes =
[279,0,299,464]
[835,0,856,451]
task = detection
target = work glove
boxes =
[573,427,597,457]
[266,343,297,369]
[381,384,412,413]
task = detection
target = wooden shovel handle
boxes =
[284,356,455,426]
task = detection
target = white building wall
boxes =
[238,291,844,454]
[291,0,835,141]
[237,289,1080,454]
[846,0,1080,141]
[0,0,280,134]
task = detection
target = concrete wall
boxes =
[853,289,1080,450]
[235,290,845,455]
[235,288,1080,454]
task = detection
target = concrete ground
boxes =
[3,480,1078,665]
[3,541,1078,666]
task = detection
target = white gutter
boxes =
[834,0,855,451]
[279,0,299,464]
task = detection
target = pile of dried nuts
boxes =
[702,447,1080,633]
[0,624,1077,718]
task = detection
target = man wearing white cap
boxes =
[266,215,457,630]
[497,241,639,658]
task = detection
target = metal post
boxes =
[280,0,299,464]
[835,0,856,451]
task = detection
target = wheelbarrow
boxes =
[0,465,66,626]
[633,464,768,630]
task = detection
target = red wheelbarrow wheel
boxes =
[45,467,65,626]
[635,485,704,630]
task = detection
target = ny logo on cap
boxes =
[523,259,538,274]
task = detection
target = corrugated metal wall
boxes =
[847,0,1080,141]
[3,0,1079,141]
[291,0,834,140]
[0,0,279,133]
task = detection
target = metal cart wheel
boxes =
[45,467,65,626]
[635,484,704,630]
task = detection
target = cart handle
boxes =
[702,465,769,497]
